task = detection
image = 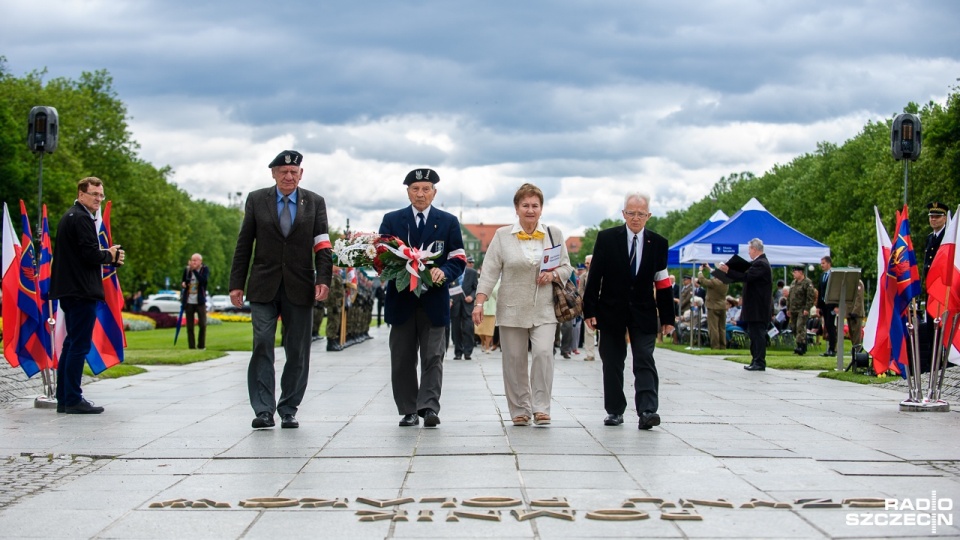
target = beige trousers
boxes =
[583,324,597,359]
[499,324,556,419]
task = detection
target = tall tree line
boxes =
[0,60,242,296]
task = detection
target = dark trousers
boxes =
[56,297,97,406]
[451,311,475,357]
[823,306,838,351]
[248,285,313,417]
[389,307,445,416]
[598,326,658,416]
[746,321,767,367]
[184,302,206,349]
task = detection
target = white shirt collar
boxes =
[411,205,432,222]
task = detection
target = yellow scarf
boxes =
[516,230,545,241]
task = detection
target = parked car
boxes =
[141,294,181,314]
[220,296,252,313]
[208,295,233,312]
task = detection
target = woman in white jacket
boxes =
[472,183,573,426]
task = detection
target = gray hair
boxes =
[748,238,764,252]
[623,192,651,209]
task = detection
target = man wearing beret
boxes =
[379,169,467,427]
[230,150,333,430]
[787,265,815,355]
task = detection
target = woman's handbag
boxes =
[546,227,583,323]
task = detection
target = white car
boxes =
[141,294,181,314]
[208,295,233,312]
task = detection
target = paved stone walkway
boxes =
[0,324,957,539]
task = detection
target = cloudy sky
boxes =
[2,1,958,236]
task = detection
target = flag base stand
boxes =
[899,399,950,412]
[34,396,57,409]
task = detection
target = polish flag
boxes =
[2,203,23,368]
[925,207,958,320]
[862,207,894,376]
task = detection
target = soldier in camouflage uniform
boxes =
[326,268,345,349]
[787,265,816,355]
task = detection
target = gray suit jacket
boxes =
[229,186,333,307]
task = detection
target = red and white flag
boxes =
[2,203,23,368]
[925,205,960,365]
[862,207,893,375]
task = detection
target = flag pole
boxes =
[33,152,57,409]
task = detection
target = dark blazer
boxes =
[229,186,333,307]
[450,266,479,318]
[50,201,115,301]
[816,270,837,312]
[379,205,467,327]
[725,253,773,322]
[582,225,675,334]
[181,265,209,306]
[924,229,944,278]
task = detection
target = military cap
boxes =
[792,265,805,271]
[927,201,948,216]
[466,256,475,263]
[268,150,303,169]
[681,275,691,281]
[404,168,440,185]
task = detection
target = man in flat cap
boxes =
[924,201,949,279]
[230,150,333,430]
[449,256,479,360]
[379,169,467,427]
[922,201,950,372]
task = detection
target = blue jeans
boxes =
[56,296,98,406]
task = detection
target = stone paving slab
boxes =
[0,326,958,538]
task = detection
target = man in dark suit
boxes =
[50,177,124,414]
[379,168,467,428]
[450,256,479,360]
[583,192,675,431]
[230,150,333,430]
[719,238,773,371]
[816,255,838,357]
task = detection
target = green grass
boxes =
[817,370,891,385]
[83,364,147,378]
[659,336,890,383]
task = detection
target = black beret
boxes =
[927,201,948,215]
[404,168,439,185]
[268,150,303,169]
[792,265,805,271]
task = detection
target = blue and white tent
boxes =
[667,210,728,268]
[679,198,829,265]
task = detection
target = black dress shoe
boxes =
[252,412,275,428]
[281,414,299,429]
[57,403,65,413]
[744,364,766,371]
[65,399,104,414]
[604,413,624,426]
[821,350,835,357]
[464,355,471,360]
[399,413,419,426]
[639,412,661,430]
[454,355,462,360]
[423,409,441,427]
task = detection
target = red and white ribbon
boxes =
[382,242,441,291]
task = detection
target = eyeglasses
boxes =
[623,211,651,219]
[83,191,105,200]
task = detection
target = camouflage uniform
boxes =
[787,274,816,348]
[845,280,865,347]
[326,272,345,345]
